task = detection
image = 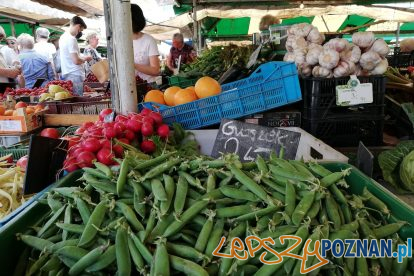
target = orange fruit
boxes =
[4,110,13,116]
[12,110,19,116]
[15,102,28,109]
[186,86,195,93]
[144,90,165,105]
[174,89,198,106]
[163,86,181,106]
[194,76,221,99]
[0,106,5,115]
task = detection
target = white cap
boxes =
[35,27,50,39]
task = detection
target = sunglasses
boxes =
[8,41,15,45]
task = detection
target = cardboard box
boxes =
[0,108,44,134]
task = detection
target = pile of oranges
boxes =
[144,76,222,106]
[0,102,44,116]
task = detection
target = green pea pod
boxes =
[148,213,175,243]
[18,234,54,252]
[144,209,157,242]
[325,193,341,230]
[37,205,66,237]
[82,167,109,180]
[320,170,350,188]
[47,193,63,213]
[206,172,216,193]
[194,213,214,253]
[292,228,320,276]
[291,191,315,226]
[285,182,296,217]
[75,197,91,225]
[205,219,225,259]
[256,155,269,174]
[115,201,144,232]
[68,245,106,276]
[373,221,407,239]
[307,162,331,177]
[284,225,310,274]
[329,230,357,241]
[166,242,207,262]
[362,187,390,215]
[234,205,280,222]
[41,255,60,272]
[28,253,50,276]
[141,158,181,181]
[216,204,257,218]
[152,239,170,276]
[160,174,176,215]
[56,223,85,234]
[62,205,72,241]
[340,221,359,232]
[129,179,146,219]
[179,171,205,191]
[116,226,131,276]
[219,186,260,202]
[356,255,369,276]
[306,200,320,219]
[57,246,88,263]
[129,231,153,265]
[228,164,269,202]
[329,184,347,205]
[78,201,107,247]
[116,159,129,196]
[174,175,188,217]
[85,245,116,272]
[170,255,209,276]
[94,161,113,178]
[128,236,145,272]
[358,218,376,240]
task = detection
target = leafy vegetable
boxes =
[399,150,414,192]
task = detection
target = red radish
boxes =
[124,129,136,141]
[82,138,102,153]
[97,147,115,165]
[149,112,163,126]
[40,128,60,139]
[126,119,142,133]
[140,108,152,116]
[103,122,115,128]
[100,139,112,149]
[82,122,94,129]
[88,127,103,137]
[64,158,79,172]
[118,138,130,145]
[114,122,126,137]
[141,123,154,137]
[76,151,96,168]
[62,135,81,148]
[142,116,155,126]
[75,127,86,135]
[99,108,113,121]
[157,124,170,139]
[103,127,116,139]
[16,155,28,171]
[140,140,156,153]
[112,144,124,157]
[115,115,128,123]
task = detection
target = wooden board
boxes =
[44,114,99,126]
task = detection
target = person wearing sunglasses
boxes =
[0,36,19,67]
[0,27,23,87]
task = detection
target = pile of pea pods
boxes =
[16,151,413,276]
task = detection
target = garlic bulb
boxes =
[298,63,313,77]
[283,52,296,62]
[352,31,375,49]
[307,27,325,44]
[333,61,356,78]
[323,38,349,52]
[355,65,370,77]
[340,44,361,63]
[294,49,307,65]
[286,36,308,52]
[400,38,414,53]
[369,39,389,57]
[370,58,388,75]
[318,49,340,70]
[359,51,382,71]
[287,23,313,37]
[306,45,323,65]
[312,66,333,78]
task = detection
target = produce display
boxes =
[144,76,222,106]
[85,73,99,83]
[283,23,390,77]
[2,80,74,100]
[179,45,253,80]
[385,67,414,92]
[0,102,44,116]
[15,150,412,275]
[0,154,29,219]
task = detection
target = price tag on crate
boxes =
[211,119,301,162]
[336,75,373,106]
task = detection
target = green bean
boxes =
[325,193,341,230]
[129,231,153,265]
[285,182,296,217]
[85,244,116,272]
[37,205,66,237]
[234,205,280,222]
[115,201,144,232]
[292,191,315,226]
[170,255,209,276]
[116,159,129,196]
[78,200,107,247]
[205,219,225,259]
[152,239,170,276]
[141,159,181,181]
[164,199,209,237]
[18,234,54,252]
[228,164,269,202]
[174,175,188,217]
[68,245,106,276]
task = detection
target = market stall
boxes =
[0,0,413,275]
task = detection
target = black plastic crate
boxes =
[302,114,384,147]
[385,95,413,138]
[386,47,414,68]
[243,111,301,127]
[300,76,386,120]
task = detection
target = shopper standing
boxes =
[167,33,196,72]
[0,36,19,66]
[84,32,102,76]
[34,28,56,63]
[59,16,92,95]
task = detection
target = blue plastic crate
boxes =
[139,62,302,129]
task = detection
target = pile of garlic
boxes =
[283,23,390,78]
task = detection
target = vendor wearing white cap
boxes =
[34,27,56,62]
[0,36,19,66]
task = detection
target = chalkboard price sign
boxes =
[211,119,301,162]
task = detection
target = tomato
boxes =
[40,128,60,139]
[16,155,28,171]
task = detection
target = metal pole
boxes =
[104,0,137,114]
[396,22,401,48]
[9,20,16,37]
[192,0,198,53]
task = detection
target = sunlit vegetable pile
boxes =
[16,150,412,275]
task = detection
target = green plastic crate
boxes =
[0,148,28,161]
[323,163,414,240]
[168,75,197,88]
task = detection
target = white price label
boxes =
[0,120,22,132]
[336,76,373,106]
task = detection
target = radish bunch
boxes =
[63,108,170,172]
